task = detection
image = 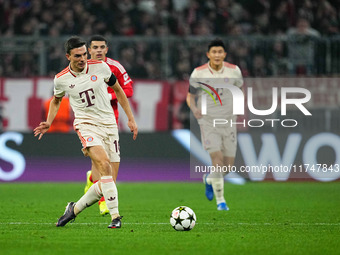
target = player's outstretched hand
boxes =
[128,119,138,140]
[33,121,51,140]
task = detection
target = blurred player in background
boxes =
[34,36,138,228]
[84,35,134,216]
[186,38,243,211]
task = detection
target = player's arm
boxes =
[34,96,62,140]
[108,85,133,100]
[108,72,133,100]
[186,87,202,119]
[120,83,133,98]
[235,66,244,90]
[107,73,138,140]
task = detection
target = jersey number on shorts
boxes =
[113,140,120,153]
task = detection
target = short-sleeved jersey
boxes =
[54,59,116,128]
[105,57,133,123]
[189,61,243,124]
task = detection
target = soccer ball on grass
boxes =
[170,206,196,231]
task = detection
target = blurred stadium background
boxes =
[1,0,340,182]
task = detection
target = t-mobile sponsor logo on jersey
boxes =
[200,83,311,128]
[79,88,95,107]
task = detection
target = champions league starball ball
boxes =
[170,206,196,231]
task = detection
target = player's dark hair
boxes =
[88,35,108,47]
[64,36,86,54]
[208,38,226,52]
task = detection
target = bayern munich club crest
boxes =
[87,137,94,142]
[90,75,97,82]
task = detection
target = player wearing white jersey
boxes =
[34,36,138,228]
[83,35,134,216]
[187,38,243,211]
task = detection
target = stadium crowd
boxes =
[0,0,339,78]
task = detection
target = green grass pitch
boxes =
[0,181,339,255]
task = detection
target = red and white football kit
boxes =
[189,61,243,157]
[54,59,120,162]
[105,57,133,123]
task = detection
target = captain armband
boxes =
[106,73,117,87]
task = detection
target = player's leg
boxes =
[207,150,228,210]
[91,161,119,182]
[56,178,104,227]
[90,161,101,181]
[217,126,237,211]
[56,159,104,227]
[104,132,122,228]
[57,126,106,227]
[106,161,121,227]
[85,128,119,216]
[96,162,120,216]
[57,124,121,228]
[84,168,94,194]
[80,162,119,216]
[84,162,111,216]
[70,146,114,215]
[90,161,109,216]
[223,156,235,174]
[200,124,214,200]
[201,125,224,204]
[87,145,120,219]
[61,161,119,225]
[111,162,119,182]
[73,179,103,216]
[87,145,122,228]
[203,172,214,200]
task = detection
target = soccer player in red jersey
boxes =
[84,35,134,215]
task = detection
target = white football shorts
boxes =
[199,118,237,157]
[75,123,120,162]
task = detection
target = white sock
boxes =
[100,176,119,217]
[75,181,102,213]
[208,172,226,205]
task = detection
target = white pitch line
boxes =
[0,222,169,225]
[0,222,339,226]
